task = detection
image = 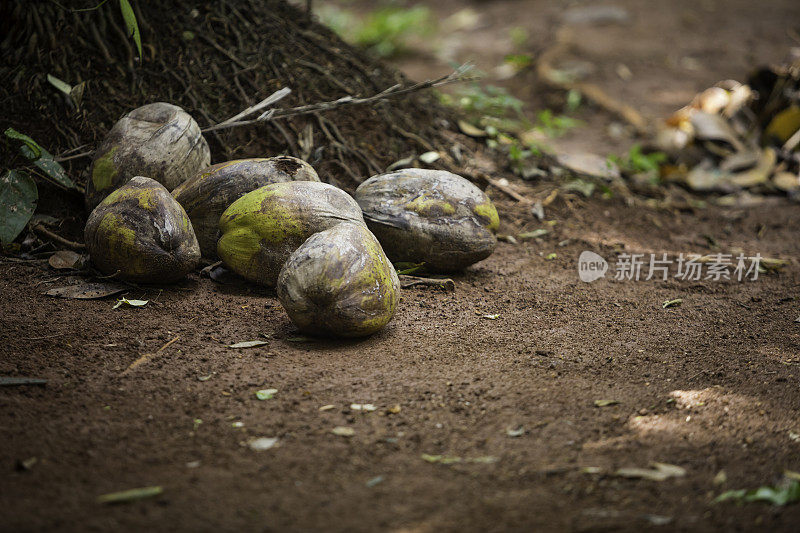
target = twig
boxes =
[31,224,86,250]
[54,150,94,162]
[122,335,180,375]
[783,127,800,152]
[400,275,456,291]
[474,171,531,203]
[203,64,476,133]
[214,88,291,127]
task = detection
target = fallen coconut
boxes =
[172,156,320,258]
[84,176,200,283]
[277,222,399,337]
[85,102,210,211]
[354,168,499,271]
[217,181,364,286]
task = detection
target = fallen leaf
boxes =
[0,377,48,387]
[255,389,278,400]
[48,250,85,270]
[366,475,384,487]
[507,426,525,437]
[714,480,800,506]
[387,404,402,414]
[45,282,127,299]
[386,155,416,172]
[556,152,620,180]
[112,297,148,309]
[561,179,596,198]
[482,314,500,320]
[248,437,279,451]
[594,399,620,407]
[331,426,355,437]
[419,151,441,164]
[228,340,268,349]
[545,253,558,260]
[319,404,335,411]
[615,462,686,481]
[662,298,683,309]
[97,486,163,504]
[458,120,486,137]
[285,336,316,343]
[643,515,673,526]
[421,454,498,465]
[518,229,549,240]
[0,170,37,245]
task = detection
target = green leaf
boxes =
[119,0,142,60]
[714,481,800,506]
[255,388,278,400]
[4,128,79,191]
[662,298,683,309]
[4,128,42,160]
[46,74,72,96]
[97,485,163,504]
[0,170,38,245]
[112,297,148,309]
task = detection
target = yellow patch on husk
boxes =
[96,213,146,276]
[91,146,119,192]
[405,193,455,217]
[474,201,500,231]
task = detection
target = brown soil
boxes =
[3,1,800,531]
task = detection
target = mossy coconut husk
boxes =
[277,222,400,337]
[217,181,364,287]
[85,102,210,211]
[84,176,201,283]
[354,168,499,271]
[172,156,320,258]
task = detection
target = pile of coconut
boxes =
[84,103,499,337]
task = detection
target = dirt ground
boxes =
[2,1,800,531]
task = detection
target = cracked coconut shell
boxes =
[84,176,201,283]
[172,156,320,258]
[85,102,210,211]
[217,181,365,287]
[277,222,399,337]
[354,168,499,271]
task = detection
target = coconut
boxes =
[277,222,399,337]
[85,102,210,211]
[172,156,320,258]
[84,176,200,283]
[354,168,499,271]
[217,181,364,286]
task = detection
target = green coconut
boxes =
[172,156,320,258]
[217,181,364,286]
[277,222,400,337]
[84,176,201,283]
[354,168,499,271]
[85,102,210,211]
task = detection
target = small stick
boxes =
[474,171,531,203]
[213,87,291,127]
[31,224,86,250]
[203,64,476,133]
[122,335,180,375]
[400,275,455,292]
